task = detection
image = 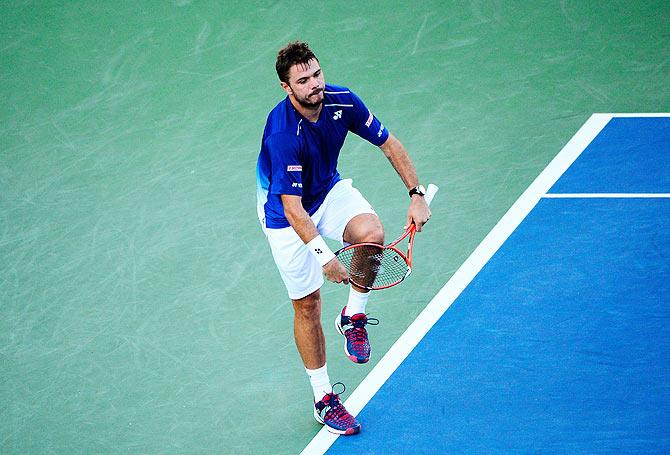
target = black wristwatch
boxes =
[408,185,426,198]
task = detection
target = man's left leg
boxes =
[316,179,383,364]
[335,213,384,363]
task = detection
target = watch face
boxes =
[410,185,426,197]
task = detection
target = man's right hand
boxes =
[323,258,349,284]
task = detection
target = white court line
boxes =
[544,193,670,198]
[603,112,670,117]
[300,112,663,454]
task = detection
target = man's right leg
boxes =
[263,226,360,435]
[292,289,361,435]
[292,289,325,369]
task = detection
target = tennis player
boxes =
[256,41,431,435]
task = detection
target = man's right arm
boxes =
[281,194,349,285]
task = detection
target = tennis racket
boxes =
[335,183,438,290]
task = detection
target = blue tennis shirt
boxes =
[256,84,390,228]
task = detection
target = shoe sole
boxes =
[335,314,369,364]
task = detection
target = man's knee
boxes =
[292,289,322,320]
[344,213,385,245]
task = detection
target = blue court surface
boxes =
[305,115,670,454]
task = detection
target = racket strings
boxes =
[337,244,410,289]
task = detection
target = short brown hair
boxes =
[275,41,319,84]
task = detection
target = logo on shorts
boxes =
[287,165,302,172]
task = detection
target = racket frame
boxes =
[334,183,437,291]
[335,218,418,290]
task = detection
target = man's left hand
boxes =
[404,195,432,232]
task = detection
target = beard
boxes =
[294,88,324,109]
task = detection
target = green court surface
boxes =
[2,1,668,453]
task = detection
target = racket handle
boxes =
[424,183,439,206]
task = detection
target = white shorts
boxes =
[259,179,376,300]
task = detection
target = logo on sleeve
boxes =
[365,110,373,128]
[287,165,302,172]
[377,124,385,137]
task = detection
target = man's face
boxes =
[282,58,325,108]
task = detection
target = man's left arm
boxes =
[379,133,432,231]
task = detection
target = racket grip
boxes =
[424,183,439,206]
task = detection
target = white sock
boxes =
[305,364,331,402]
[344,287,371,316]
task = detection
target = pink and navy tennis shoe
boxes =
[335,308,379,364]
[313,383,361,435]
